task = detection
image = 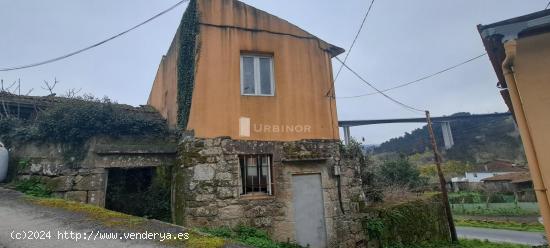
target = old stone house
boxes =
[147,0,365,247]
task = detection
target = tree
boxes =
[380,156,424,188]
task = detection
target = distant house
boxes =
[451,160,527,191]
[482,172,535,202]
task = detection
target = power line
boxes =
[326,0,375,97]
[334,56,426,113]
[333,0,375,83]
[0,0,189,72]
[546,0,550,9]
[338,53,487,99]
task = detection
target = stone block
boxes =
[217,187,234,199]
[218,205,243,219]
[43,176,74,192]
[193,164,215,181]
[74,174,104,191]
[195,194,215,202]
[65,191,87,203]
[215,172,232,181]
[42,164,64,176]
[245,206,268,218]
[199,147,222,156]
[191,207,218,217]
[87,191,105,206]
[29,164,42,174]
[253,217,272,227]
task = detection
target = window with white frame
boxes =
[240,54,275,96]
[239,155,273,195]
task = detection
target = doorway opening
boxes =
[105,166,171,222]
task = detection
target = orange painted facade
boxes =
[147,0,343,141]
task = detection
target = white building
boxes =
[451,160,527,191]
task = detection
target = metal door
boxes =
[292,174,327,248]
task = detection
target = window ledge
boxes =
[239,193,275,200]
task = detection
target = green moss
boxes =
[363,195,451,247]
[172,162,191,225]
[180,146,207,165]
[27,197,145,228]
[177,0,199,128]
[282,143,322,159]
[185,236,226,248]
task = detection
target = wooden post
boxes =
[426,110,458,242]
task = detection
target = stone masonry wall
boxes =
[10,136,176,206]
[173,135,367,247]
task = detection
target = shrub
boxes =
[1,97,169,166]
[380,156,426,188]
[364,216,385,240]
[200,225,303,248]
[14,177,52,197]
[33,99,168,144]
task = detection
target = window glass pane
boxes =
[242,57,255,94]
[259,57,272,95]
[247,157,257,176]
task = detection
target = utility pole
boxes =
[426,110,458,242]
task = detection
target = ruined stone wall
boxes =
[10,136,176,206]
[173,136,366,247]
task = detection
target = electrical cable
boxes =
[334,56,427,113]
[334,0,375,82]
[0,0,189,71]
[338,53,487,99]
[326,0,376,97]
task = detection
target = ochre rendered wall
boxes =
[186,0,339,141]
[147,30,181,128]
[514,33,550,196]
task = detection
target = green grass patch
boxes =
[26,197,144,228]
[183,235,227,248]
[24,196,235,248]
[455,218,544,232]
[14,177,52,197]
[199,225,302,248]
[451,203,539,216]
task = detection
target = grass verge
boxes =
[24,196,233,248]
[455,218,544,232]
[27,197,144,228]
[199,225,302,248]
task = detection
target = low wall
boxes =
[363,195,451,247]
[7,136,176,206]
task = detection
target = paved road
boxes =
[0,187,166,248]
[457,226,546,246]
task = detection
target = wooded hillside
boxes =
[373,112,526,164]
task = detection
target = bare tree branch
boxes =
[41,78,59,96]
[64,88,82,98]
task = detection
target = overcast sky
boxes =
[0,1,545,144]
